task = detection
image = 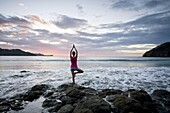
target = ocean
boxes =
[0,56,170,98]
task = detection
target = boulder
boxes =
[128,90,152,103]
[24,84,49,101]
[98,89,123,98]
[152,90,170,112]
[48,102,63,112]
[42,99,62,108]
[0,99,10,112]
[74,109,93,113]
[57,104,74,113]
[112,95,151,113]
[73,96,111,113]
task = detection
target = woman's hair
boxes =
[72,51,75,56]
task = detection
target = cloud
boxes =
[18,3,25,7]
[145,0,170,8]
[25,15,47,24]
[1,11,170,56]
[100,10,170,45]
[111,0,170,11]
[76,4,83,10]
[76,4,84,13]
[111,0,135,9]
[0,14,30,25]
[52,15,88,29]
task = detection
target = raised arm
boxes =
[70,46,74,58]
[74,45,78,58]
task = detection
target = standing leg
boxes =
[71,71,75,84]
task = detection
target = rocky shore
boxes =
[0,83,170,113]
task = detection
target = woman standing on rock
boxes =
[70,44,84,84]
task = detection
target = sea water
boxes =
[0,56,170,98]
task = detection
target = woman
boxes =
[70,44,84,84]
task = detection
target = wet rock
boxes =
[74,108,93,113]
[64,85,97,100]
[11,74,24,78]
[60,95,78,105]
[98,89,123,98]
[152,90,170,99]
[10,100,24,111]
[57,83,74,92]
[57,104,74,113]
[24,84,49,101]
[106,95,119,102]
[152,90,170,112]
[66,88,85,99]
[47,102,63,112]
[9,94,25,111]
[73,96,111,113]
[20,70,29,73]
[0,105,10,112]
[0,99,10,112]
[42,99,62,108]
[112,95,150,113]
[128,90,152,103]
[44,90,54,98]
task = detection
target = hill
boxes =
[143,42,170,57]
[0,48,40,56]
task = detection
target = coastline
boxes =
[1,83,170,113]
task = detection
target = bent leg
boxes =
[75,68,84,75]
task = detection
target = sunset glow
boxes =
[0,0,170,56]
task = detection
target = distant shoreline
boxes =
[0,48,53,56]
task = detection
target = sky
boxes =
[0,0,170,56]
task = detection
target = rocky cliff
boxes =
[143,42,170,57]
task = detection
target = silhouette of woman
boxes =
[70,44,84,84]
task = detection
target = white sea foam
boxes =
[0,66,170,98]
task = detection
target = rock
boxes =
[24,84,49,101]
[74,109,93,113]
[143,42,170,57]
[42,99,62,108]
[66,88,85,99]
[0,99,10,112]
[112,95,151,113]
[106,95,119,102]
[60,95,78,105]
[57,104,74,113]
[57,83,74,92]
[44,91,54,98]
[73,96,111,113]
[152,90,170,98]
[48,102,63,112]
[63,84,96,100]
[0,105,10,112]
[98,89,123,98]
[20,70,29,73]
[128,90,152,103]
[152,90,170,112]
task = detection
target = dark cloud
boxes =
[111,0,135,9]
[99,10,170,46]
[0,14,30,25]
[52,15,88,29]
[111,0,170,11]
[145,0,169,8]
